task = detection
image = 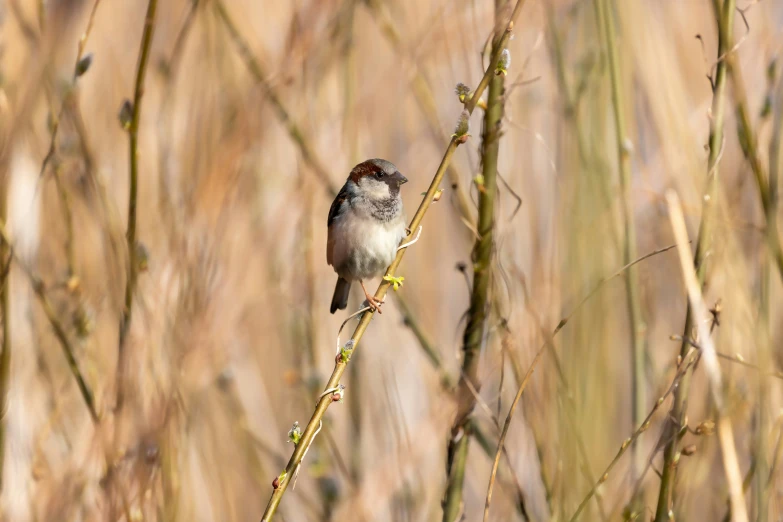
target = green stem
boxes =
[653,1,733,519]
[442,2,508,519]
[595,0,647,494]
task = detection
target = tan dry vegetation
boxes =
[0,0,782,521]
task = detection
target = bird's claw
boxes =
[364,295,385,314]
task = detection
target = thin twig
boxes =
[117,0,159,408]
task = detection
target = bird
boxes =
[327,158,408,314]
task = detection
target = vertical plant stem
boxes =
[595,0,647,491]
[442,2,508,520]
[652,1,733,519]
[117,0,158,407]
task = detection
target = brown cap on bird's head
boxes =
[349,158,408,188]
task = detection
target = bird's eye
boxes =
[375,171,384,179]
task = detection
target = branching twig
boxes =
[258,3,528,519]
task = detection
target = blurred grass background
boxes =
[0,0,782,520]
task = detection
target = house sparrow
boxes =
[327,159,408,314]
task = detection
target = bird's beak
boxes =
[394,171,408,185]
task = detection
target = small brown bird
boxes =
[327,159,408,314]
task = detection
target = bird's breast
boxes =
[330,212,406,280]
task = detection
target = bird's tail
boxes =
[330,277,351,314]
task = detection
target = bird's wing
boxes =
[327,186,349,266]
